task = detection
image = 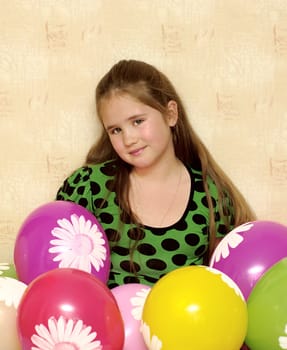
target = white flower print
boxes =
[206,266,245,300]
[279,324,287,349]
[0,277,27,308]
[210,222,254,265]
[140,321,162,350]
[49,214,107,273]
[0,262,10,275]
[130,287,151,320]
[31,316,103,350]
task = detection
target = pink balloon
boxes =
[210,220,287,300]
[17,268,124,350]
[14,201,110,284]
[111,283,151,350]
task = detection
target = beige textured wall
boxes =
[1,0,287,262]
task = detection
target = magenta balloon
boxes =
[17,268,124,350]
[14,201,110,284]
[111,283,151,350]
[210,220,287,300]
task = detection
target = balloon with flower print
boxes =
[14,201,111,284]
[209,220,287,300]
[0,276,27,350]
[111,283,151,350]
[17,268,124,350]
[0,262,18,279]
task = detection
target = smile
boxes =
[129,147,145,156]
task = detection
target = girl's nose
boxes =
[123,129,137,146]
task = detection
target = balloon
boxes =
[0,262,18,279]
[245,257,287,350]
[0,276,27,350]
[141,265,247,350]
[14,200,111,284]
[210,220,287,299]
[17,268,124,350]
[112,283,151,350]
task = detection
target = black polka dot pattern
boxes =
[56,160,232,288]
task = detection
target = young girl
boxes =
[56,59,256,289]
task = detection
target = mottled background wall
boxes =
[1,0,287,262]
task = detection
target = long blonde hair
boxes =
[86,59,256,260]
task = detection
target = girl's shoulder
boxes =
[188,165,220,197]
[67,160,117,183]
[56,160,117,205]
[188,165,202,178]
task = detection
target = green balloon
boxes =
[246,257,287,350]
[0,262,18,279]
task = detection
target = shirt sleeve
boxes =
[56,166,95,214]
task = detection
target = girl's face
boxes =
[100,93,178,170]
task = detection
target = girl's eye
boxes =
[134,119,144,126]
[110,127,121,135]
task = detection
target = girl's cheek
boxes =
[111,138,123,152]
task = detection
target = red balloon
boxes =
[17,268,124,350]
[14,201,111,285]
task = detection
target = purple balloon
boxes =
[14,201,110,285]
[111,283,151,350]
[209,220,287,300]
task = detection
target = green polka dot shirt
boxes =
[56,160,232,288]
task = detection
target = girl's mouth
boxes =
[129,147,145,156]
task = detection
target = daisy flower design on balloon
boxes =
[206,266,245,300]
[210,222,254,266]
[0,262,10,275]
[140,321,162,350]
[49,214,107,273]
[279,324,287,349]
[31,316,102,350]
[130,287,151,320]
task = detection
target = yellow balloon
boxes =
[141,266,247,350]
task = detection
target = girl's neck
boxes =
[131,157,182,182]
[129,157,190,227]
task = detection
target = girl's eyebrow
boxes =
[105,113,146,131]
